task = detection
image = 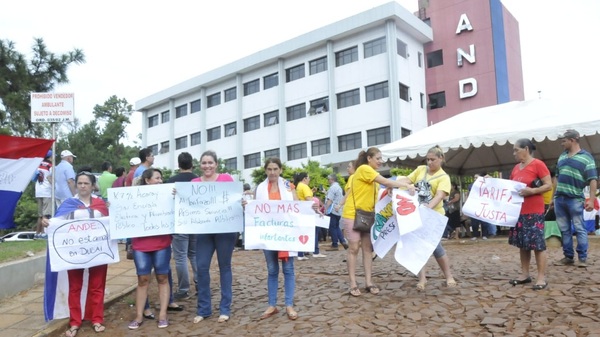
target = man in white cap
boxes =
[54,150,77,206]
[124,156,141,187]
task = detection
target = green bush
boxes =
[13,183,38,231]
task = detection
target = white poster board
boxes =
[107,184,175,239]
[371,193,400,259]
[174,182,243,234]
[244,200,316,251]
[30,92,75,123]
[47,217,119,272]
[315,215,330,229]
[392,189,422,235]
[462,177,525,227]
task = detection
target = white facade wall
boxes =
[139,2,433,183]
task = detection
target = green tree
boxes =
[0,38,85,137]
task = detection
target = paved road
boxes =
[41,237,600,337]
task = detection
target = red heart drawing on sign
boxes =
[298,235,309,244]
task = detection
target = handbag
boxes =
[352,181,377,233]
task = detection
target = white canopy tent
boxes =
[380,99,600,176]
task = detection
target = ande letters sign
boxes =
[30,92,75,123]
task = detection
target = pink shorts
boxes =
[342,217,369,242]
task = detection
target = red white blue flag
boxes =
[0,135,54,229]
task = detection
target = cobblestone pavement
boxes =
[39,237,600,337]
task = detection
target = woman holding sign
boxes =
[43,171,109,337]
[396,145,457,291]
[342,147,411,297]
[509,139,552,290]
[128,168,172,330]
[255,157,301,320]
[191,150,239,324]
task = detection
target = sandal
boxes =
[217,315,230,323]
[446,278,458,288]
[532,282,548,290]
[259,307,279,320]
[349,287,362,297]
[365,285,380,295]
[92,323,106,333]
[193,316,205,324]
[286,307,298,320]
[65,326,79,337]
[416,281,427,291]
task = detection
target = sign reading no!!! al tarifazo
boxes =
[47,217,119,272]
[30,92,75,123]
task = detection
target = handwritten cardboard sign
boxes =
[244,200,316,251]
[462,177,525,227]
[48,217,119,272]
[108,184,175,239]
[174,182,243,234]
[371,193,400,259]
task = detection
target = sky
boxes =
[2,0,599,145]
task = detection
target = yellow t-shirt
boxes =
[342,165,379,219]
[407,165,450,215]
[296,182,313,201]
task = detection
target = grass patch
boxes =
[0,240,47,264]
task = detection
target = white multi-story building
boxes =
[136,1,432,182]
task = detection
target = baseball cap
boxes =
[60,150,76,158]
[129,157,142,166]
[558,129,580,140]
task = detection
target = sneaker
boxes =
[174,291,191,300]
[577,259,588,268]
[470,237,477,241]
[554,257,575,266]
[297,256,309,261]
[482,236,488,240]
[312,253,327,258]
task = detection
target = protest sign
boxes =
[174,182,243,234]
[462,177,525,227]
[107,184,175,239]
[48,217,119,272]
[315,214,330,229]
[394,206,447,275]
[371,193,400,259]
[244,200,316,251]
[392,189,421,235]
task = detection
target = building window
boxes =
[428,91,446,109]
[399,83,410,102]
[311,138,330,156]
[287,143,307,160]
[263,73,278,90]
[286,103,306,122]
[160,141,169,154]
[244,152,261,169]
[335,46,358,67]
[420,93,425,109]
[149,144,158,156]
[190,99,201,113]
[364,37,386,58]
[264,110,279,127]
[243,79,260,96]
[427,49,443,68]
[337,89,360,109]
[244,115,260,132]
[175,104,187,118]
[224,87,237,102]
[338,132,362,152]
[148,114,159,128]
[365,81,389,102]
[190,131,201,146]
[224,158,237,171]
[418,52,423,68]
[307,97,328,115]
[207,92,221,108]
[401,127,412,138]
[225,122,237,137]
[397,39,408,58]
[175,136,187,150]
[161,110,169,123]
[286,64,305,83]
[264,148,280,159]
[367,126,390,146]
[207,126,221,141]
[309,56,327,75]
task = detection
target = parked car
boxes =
[0,231,36,242]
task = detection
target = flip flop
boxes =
[416,281,427,291]
[92,323,106,333]
[365,285,380,295]
[349,287,362,297]
[446,279,458,288]
[532,282,548,290]
[65,326,79,337]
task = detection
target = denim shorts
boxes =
[133,246,171,276]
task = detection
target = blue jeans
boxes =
[195,233,237,317]
[555,196,588,260]
[328,214,343,247]
[263,250,295,307]
[470,218,492,237]
[172,234,197,293]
